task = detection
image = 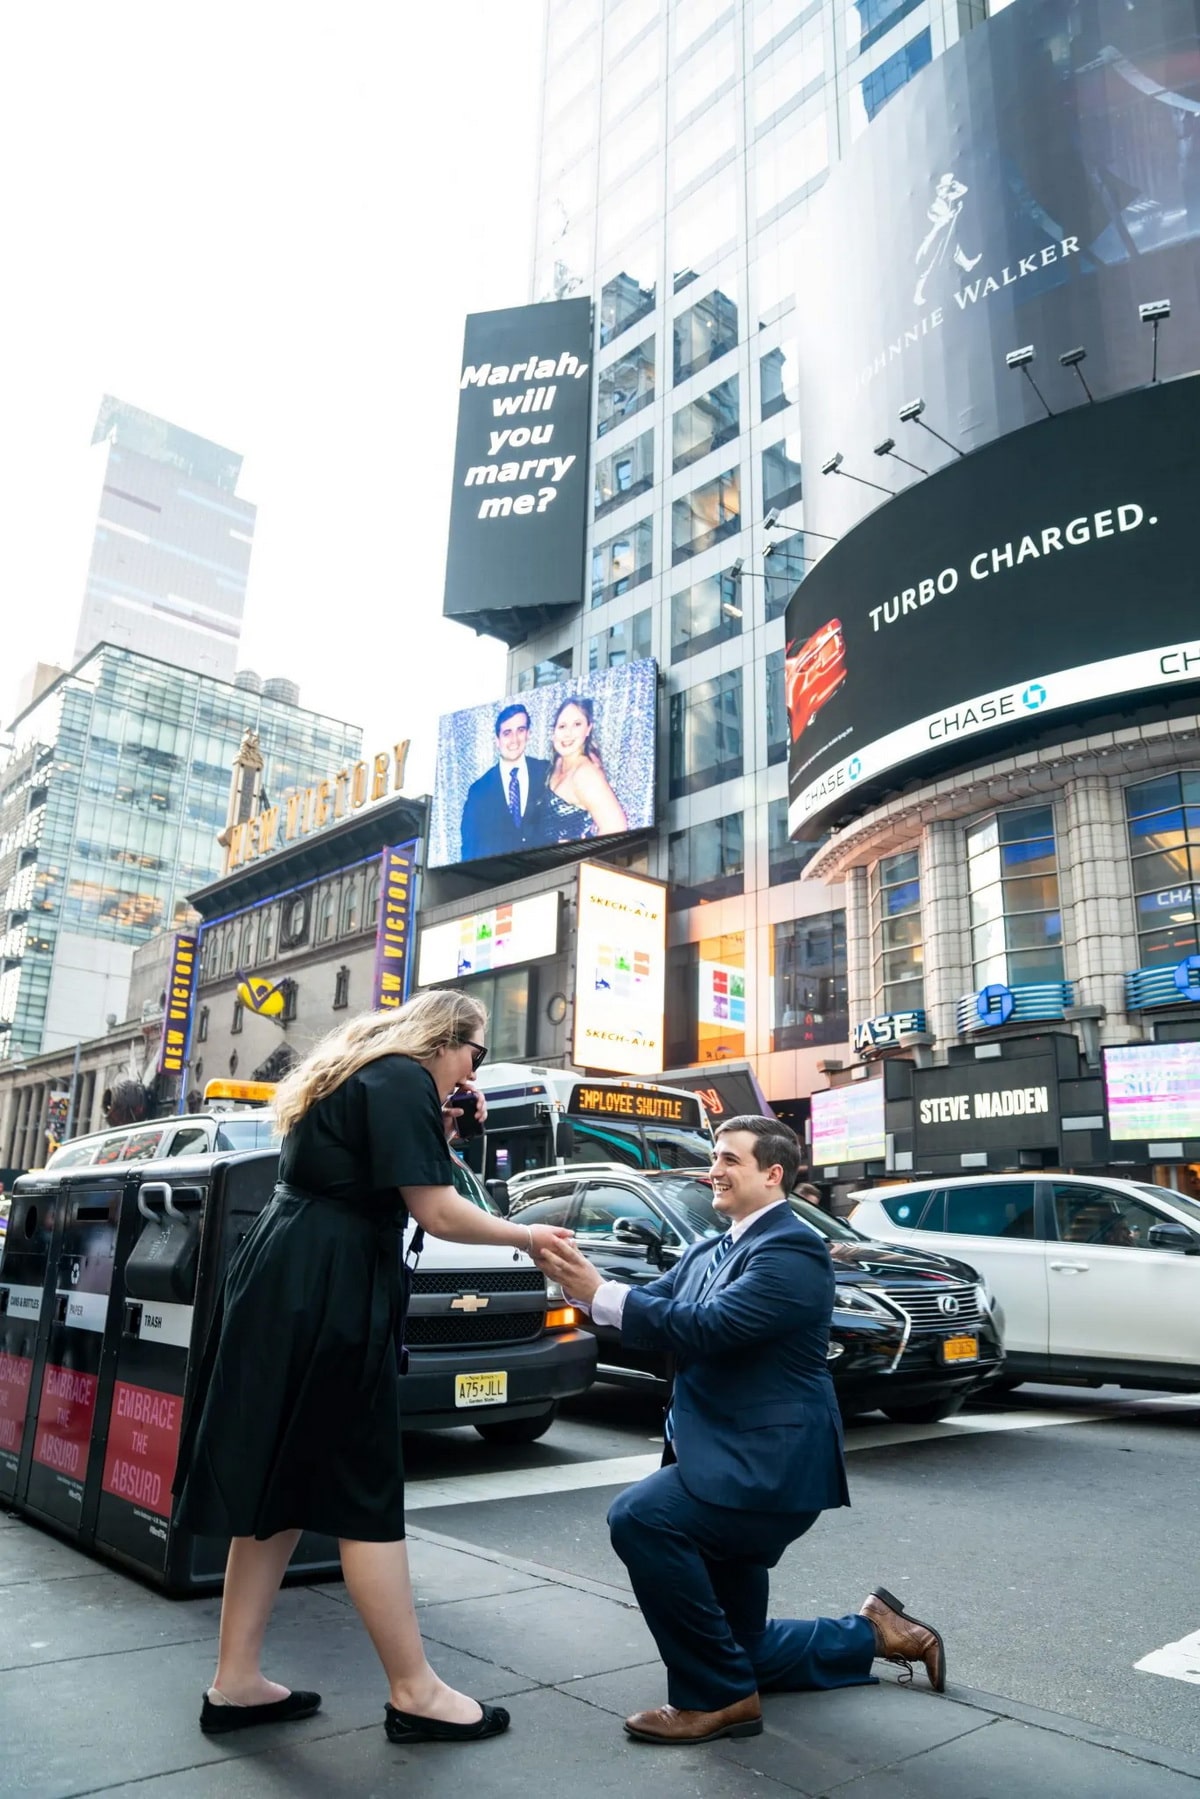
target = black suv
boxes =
[507,1167,1005,1424]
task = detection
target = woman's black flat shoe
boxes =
[384,1701,510,1743]
[200,1690,322,1734]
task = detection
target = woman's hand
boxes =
[524,1223,574,1262]
[441,1081,488,1144]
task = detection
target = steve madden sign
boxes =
[913,1055,1059,1155]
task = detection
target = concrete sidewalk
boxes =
[3,1505,1198,1798]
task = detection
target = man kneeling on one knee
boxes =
[537,1115,946,1746]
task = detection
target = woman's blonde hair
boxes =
[272,989,487,1135]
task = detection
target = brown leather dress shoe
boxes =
[860,1586,946,1692]
[624,1693,763,1744]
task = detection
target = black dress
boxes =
[172,1055,452,1542]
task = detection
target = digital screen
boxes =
[795,0,1200,547]
[569,1084,703,1129]
[811,1081,886,1167]
[443,297,592,644]
[417,892,560,986]
[1103,1043,1200,1142]
[787,376,1198,834]
[429,659,657,868]
[573,862,667,1076]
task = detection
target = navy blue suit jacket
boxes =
[620,1205,850,1515]
[459,756,551,861]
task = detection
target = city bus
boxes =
[465,1063,714,1183]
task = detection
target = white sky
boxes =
[0,2,546,787]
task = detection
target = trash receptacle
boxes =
[0,1175,62,1505]
[92,1148,341,1594]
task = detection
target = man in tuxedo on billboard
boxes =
[537,1116,945,1745]
[459,703,550,861]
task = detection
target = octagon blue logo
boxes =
[976,983,1016,1026]
[848,756,862,781]
[1173,954,1200,995]
[1022,682,1047,711]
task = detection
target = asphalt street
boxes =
[401,1380,1200,1760]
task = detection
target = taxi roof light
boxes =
[203,1079,276,1106]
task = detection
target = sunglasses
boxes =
[460,1038,488,1072]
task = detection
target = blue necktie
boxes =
[665,1233,735,1445]
[508,766,521,827]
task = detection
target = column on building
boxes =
[844,864,873,1028]
[1059,774,1136,1024]
[921,819,972,1046]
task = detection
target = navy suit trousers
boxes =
[608,1464,877,1712]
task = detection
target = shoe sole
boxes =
[624,1718,763,1745]
[872,1586,947,1693]
[200,1699,322,1736]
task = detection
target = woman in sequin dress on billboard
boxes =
[540,696,628,844]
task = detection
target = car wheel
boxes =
[880,1394,967,1426]
[474,1404,558,1445]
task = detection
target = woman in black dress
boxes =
[172,989,570,1746]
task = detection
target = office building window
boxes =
[871,850,924,1012]
[671,92,737,196]
[597,338,655,436]
[765,650,787,765]
[595,427,654,516]
[197,1005,209,1043]
[858,28,932,124]
[763,433,803,513]
[258,904,277,962]
[592,519,653,606]
[772,911,847,1049]
[673,284,738,382]
[340,878,361,936]
[366,867,381,930]
[518,651,574,692]
[589,608,652,672]
[1125,772,1200,967]
[672,17,736,125]
[279,978,298,1025]
[966,805,1064,989]
[767,798,826,886]
[673,376,739,472]
[754,107,828,222]
[672,169,738,290]
[672,466,740,563]
[231,999,244,1035]
[848,0,923,57]
[671,567,741,662]
[764,537,808,622]
[669,670,743,797]
[316,885,336,945]
[760,338,798,420]
[333,965,351,1010]
[600,243,657,345]
[668,812,744,908]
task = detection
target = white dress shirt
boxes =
[498,755,530,817]
[582,1197,792,1328]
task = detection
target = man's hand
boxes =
[536,1236,605,1304]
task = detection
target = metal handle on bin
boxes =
[163,1185,203,1219]
[138,1182,171,1222]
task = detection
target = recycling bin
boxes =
[0,1175,62,1505]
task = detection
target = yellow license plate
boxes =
[941,1335,979,1363]
[454,1371,508,1408]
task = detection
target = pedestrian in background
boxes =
[173,991,571,1747]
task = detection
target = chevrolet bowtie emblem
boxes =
[450,1293,490,1313]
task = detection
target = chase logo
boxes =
[848,756,862,781]
[1021,682,1047,711]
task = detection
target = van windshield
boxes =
[214,1117,279,1152]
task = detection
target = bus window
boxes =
[484,1125,554,1181]
[561,1119,646,1169]
[644,1127,715,1170]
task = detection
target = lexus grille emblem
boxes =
[937,1295,961,1316]
[450,1293,490,1313]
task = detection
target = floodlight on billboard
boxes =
[573,863,667,1076]
[443,297,593,644]
[429,658,657,869]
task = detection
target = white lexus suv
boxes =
[848,1173,1200,1396]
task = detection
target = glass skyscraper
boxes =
[508,0,985,1110]
[0,646,361,1059]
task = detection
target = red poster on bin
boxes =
[32,1364,99,1485]
[0,1351,34,1463]
[101,1381,183,1519]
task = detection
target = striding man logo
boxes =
[913,172,982,308]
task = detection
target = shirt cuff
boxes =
[587,1279,630,1330]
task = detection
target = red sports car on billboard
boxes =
[786,618,846,741]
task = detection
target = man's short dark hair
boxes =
[495,703,531,737]
[715,1115,803,1193]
